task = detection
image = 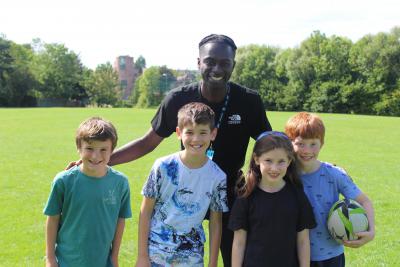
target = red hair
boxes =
[285,112,325,145]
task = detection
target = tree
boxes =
[349,29,400,114]
[32,43,84,102]
[83,63,120,106]
[231,44,281,109]
[136,66,161,107]
[134,55,146,74]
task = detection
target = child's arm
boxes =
[136,197,156,267]
[232,229,247,267]
[297,229,310,267]
[46,215,60,267]
[110,218,126,267]
[208,210,222,267]
[344,193,375,248]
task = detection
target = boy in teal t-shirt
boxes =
[44,117,132,267]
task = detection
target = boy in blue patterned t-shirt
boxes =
[136,102,228,267]
[44,117,132,267]
[285,112,375,267]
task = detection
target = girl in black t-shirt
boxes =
[229,131,316,267]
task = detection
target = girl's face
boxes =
[254,148,291,186]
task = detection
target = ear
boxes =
[197,57,201,69]
[253,153,259,165]
[210,128,218,141]
[176,127,182,139]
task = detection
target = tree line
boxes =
[1,27,399,116]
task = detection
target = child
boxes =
[136,102,228,267]
[44,117,132,267]
[229,131,316,267]
[285,112,375,266]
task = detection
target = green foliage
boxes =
[83,63,120,106]
[134,55,146,74]
[31,43,84,101]
[136,66,162,107]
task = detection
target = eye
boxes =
[204,58,216,66]
[220,60,233,68]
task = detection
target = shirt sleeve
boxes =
[228,197,249,231]
[335,166,362,199]
[119,178,132,218]
[141,161,162,199]
[296,187,317,232]
[210,175,229,212]
[43,177,65,216]
[250,92,272,140]
[151,92,178,138]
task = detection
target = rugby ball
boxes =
[327,198,369,243]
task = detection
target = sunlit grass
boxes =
[0,108,398,266]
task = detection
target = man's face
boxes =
[198,42,235,88]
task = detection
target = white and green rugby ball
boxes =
[327,198,369,244]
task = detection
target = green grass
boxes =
[0,108,399,266]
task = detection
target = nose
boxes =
[91,150,100,159]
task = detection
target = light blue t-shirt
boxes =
[301,162,361,261]
[142,152,228,267]
[43,166,132,267]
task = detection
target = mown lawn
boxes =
[0,108,398,266]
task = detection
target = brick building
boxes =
[113,56,140,99]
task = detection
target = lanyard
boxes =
[215,84,231,130]
[206,84,230,160]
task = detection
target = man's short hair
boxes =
[199,34,237,52]
[76,117,118,150]
[177,102,215,130]
[285,112,325,145]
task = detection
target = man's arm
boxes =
[109,128,164,166]
[297,229,310,267]
[110,218,126,267]
[136,197,156,267]
[208,210,222,267]
[46,215,60,267]
[231,229,247,267]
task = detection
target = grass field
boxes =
[0,108,399,266]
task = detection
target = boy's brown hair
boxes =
[285,112,325,145]
[177,102,215,129]
[75,117,118,150]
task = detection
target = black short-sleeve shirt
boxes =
[229,183,316,267]
[151,82,272,204]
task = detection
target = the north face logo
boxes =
[228,114,241,124]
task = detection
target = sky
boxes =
[1,0,399,70]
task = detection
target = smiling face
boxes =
[198,42,235,89]
[177,123,217,159]
[78,139,113,177]
[254,148,291,187]
[292,136,322,173]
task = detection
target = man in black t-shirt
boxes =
[109,34,272,266]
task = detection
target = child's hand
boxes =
[45,257,59,267]
[343,230,375,248]
[135,256,151,267]
[111,255,119,267]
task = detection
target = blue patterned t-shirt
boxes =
[301,162,361,261]
[142,152,228,266]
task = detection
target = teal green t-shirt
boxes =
[44,166,132,267]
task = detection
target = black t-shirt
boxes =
[228,183,316,267]
[151,82,272,205]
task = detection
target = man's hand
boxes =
[65,159,82,170]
